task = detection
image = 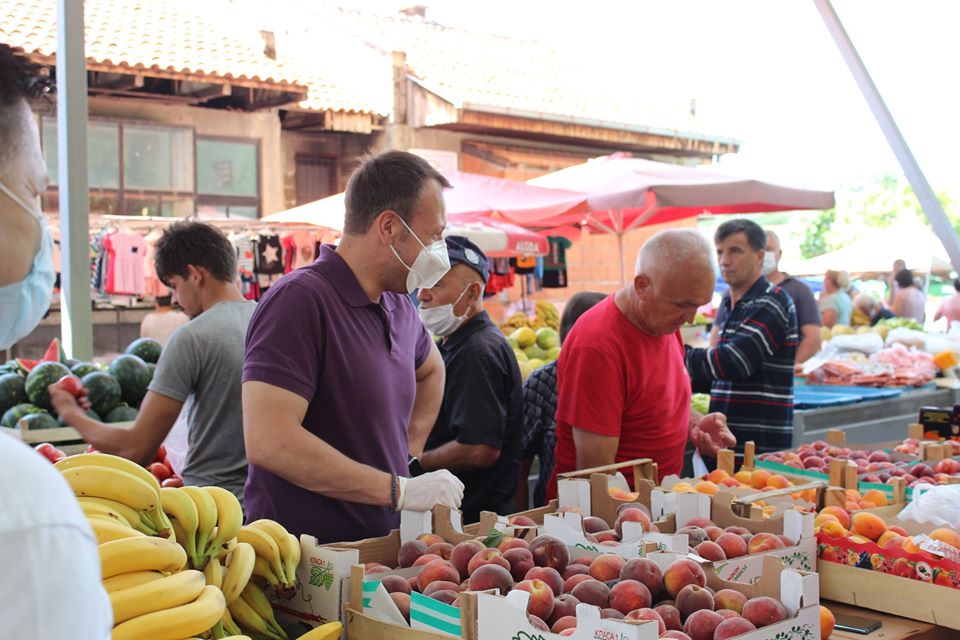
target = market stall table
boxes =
[826,601,956,640]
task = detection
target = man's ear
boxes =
[375,210,401,246]
[634,273,651,297]
[186,264,203,284]
[468,280,484,302]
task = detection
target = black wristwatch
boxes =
[408,455,425,477]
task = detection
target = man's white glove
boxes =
[398,470,464,512]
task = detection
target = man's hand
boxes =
[690,412,736,457]
[398,470,464,511]
[48,383,91,423]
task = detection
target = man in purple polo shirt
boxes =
[241,151,464,542]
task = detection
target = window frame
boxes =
[195,134,261,217]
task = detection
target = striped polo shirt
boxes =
[686,276,798,453]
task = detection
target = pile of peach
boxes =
[816,506,960,559]
[676,515,797,563]
[894,436,960,457]
[835,488,891,511]
[672,469,815,519]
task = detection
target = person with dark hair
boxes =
[516,291,605,509]
[139,293,188,346]
[886,258,907,307]
[934,278,960,327]
[241,150,462,542]
[51,220,253,501]
[416,237,522,522]
[0,43,111,638]
[686,219,798,454]
[891,268,926,323]
[547,230,735,500]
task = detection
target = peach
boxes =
[525,567,564,597]
[851,512,886,541]
[615,508,652,536]
[562,573,592,593]
[570,579,610,608]
[819,520,848,539]
[594,530,621,543]
[721,477,742,487]
[408,576,420,593]
[527,615,549,631]
[820,605,835,640]
[714,617,756,640]
[654,603,682,631]
[675,584,714,620]
[514,579,556,621]
[617,502,652,518]
[468,563,514,594]
[389,592,411,622]
[935,458,960,474]
[677,526,709,548]
[380,575,412,595]
[571,555,594,567]
[497,537,529,553]
[747,532,786,555]
[742,596,788,628]
[450,540,485,579]
[417,559,460,591]
[714,589,747,614]
[504,548,535,582]
[663,559,707,599]
[734,470,753,484]
[550,616,577,634]
[707,469,730,484]
[365,562,390,573]
[529,535,570,572]
[671,482,695,493]
[398,540,428,568]
[716,609,740,620]
[601,608,624,619]
[685,517,717,529]
[862,489,889,507]
[423,580,461,596]
[608,579,652,614]
[766,474,790,489]
[413,553,441,567]
[930,528,960,549]
[693,541,726,562]
[549,593,580,624]
[417,533,445,547]
[750,470,771,489]
[620,557,663,596]
[661,632,693,640]
[822,505,852,528]
[588,554,626,582]
[888,525,908,536]
[876,530,901,548]
[427,542,454,560]
[562,564,590,580]
[468,548,510,575]
[814,513,839,528]
[582,516,611,533]
[715,533,748,559]
[724,526,751,536]
[558,628,576,637]
[509,515,537,527]
[430,589,459,604]
[704,526,725,542]
[694,481,718,495]
[624,608,665,634]
[683,609,723,640]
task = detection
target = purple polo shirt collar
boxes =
[319,244,396,311]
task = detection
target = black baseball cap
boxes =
[444,235,490,282]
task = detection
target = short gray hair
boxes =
[636,229,714,277]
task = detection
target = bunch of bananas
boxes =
[535,300,560,331]
[501,311,533,333]
[160,485,243,570]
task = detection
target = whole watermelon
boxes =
[0,373,28,416]
[58,408,100,426]
[105,405,139,423]
[125,338,163,364]
[24,361,72,411]
[108,355,151,407]
[81,371,122,417]
[21,412,59,430]
[1,403,42,428]
[71,362,101,378]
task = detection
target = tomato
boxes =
[154,444,167,463]
[161,476,183,488]
[52,449,66,463]
[148,462,172,482]
[34,443,59,463]
[55,375,85,398]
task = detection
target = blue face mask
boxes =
[0,180,55,350]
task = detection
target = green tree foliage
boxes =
[800,208,836,259]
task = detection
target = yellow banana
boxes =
[222,542,255,604]
[102,570,165,593]
[204,554,223,589]
[55,452,162,494]
[86,516,144,544]
[203,486,243,557]
[287,533,301,584]
[99,536,187,579]
[111,584,226,640]
[182,486,217,565]
[241,582,287,639]
[298,621,344,640]
[78,500,132,527]
[161,487,199,564]
[221,605,243,635]
[228,595,284,640]
[221,636,253,640]
[237,526,285,584]
[248,520,296,587]
[78,496,158,535]
[60,466,159,512]
[110,568,206,624]
[252,555,282,589]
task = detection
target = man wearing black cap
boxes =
[417,236,523,522]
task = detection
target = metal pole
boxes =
[812,0,960,272]
[618,231,626,287]
[57,0,93,360]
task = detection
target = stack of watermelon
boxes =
[0,337,162,431]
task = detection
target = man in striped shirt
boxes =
[686,219,798,453]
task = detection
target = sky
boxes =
[308,0,960,196]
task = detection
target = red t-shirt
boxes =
[547,296,690,499]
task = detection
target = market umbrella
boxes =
[526,153,836,284]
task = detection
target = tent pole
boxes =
[618,232,626,287]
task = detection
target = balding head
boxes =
[636,229,714,281]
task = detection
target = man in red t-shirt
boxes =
[547,230,735,499]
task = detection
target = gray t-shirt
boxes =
[149,300,255,501]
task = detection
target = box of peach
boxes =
[815,503,960,629]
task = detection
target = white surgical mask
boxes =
[390,216,450,293]
[0,180,55,350]
[761,252,777,276]
[419,285,471,337]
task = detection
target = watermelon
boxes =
[41,338,66,364]
[108,355,151,407]
[146,362,156,383]
[71,362,101,378]
[58,408,100,426]
[81,372,122,417]
[0,373,28,416]
[21,412,59,430]
[125,338,163,364]
[105,404,139,423]
[1,403,42,428]
[15,358,40,375]
[24,361,72,411]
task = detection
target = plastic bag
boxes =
[885,327,927,350]
[898,484,960,528]
[827,332,885,355]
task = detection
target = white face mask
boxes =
[419,285,471,337]
[390,216,450,294]
[761,252,778,276]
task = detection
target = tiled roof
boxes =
[1,0,306,92]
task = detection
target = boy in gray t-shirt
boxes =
[50,221,254,502]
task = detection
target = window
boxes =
[42,119,120,189]
[123,124,193,192]
[197,139,258,197]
